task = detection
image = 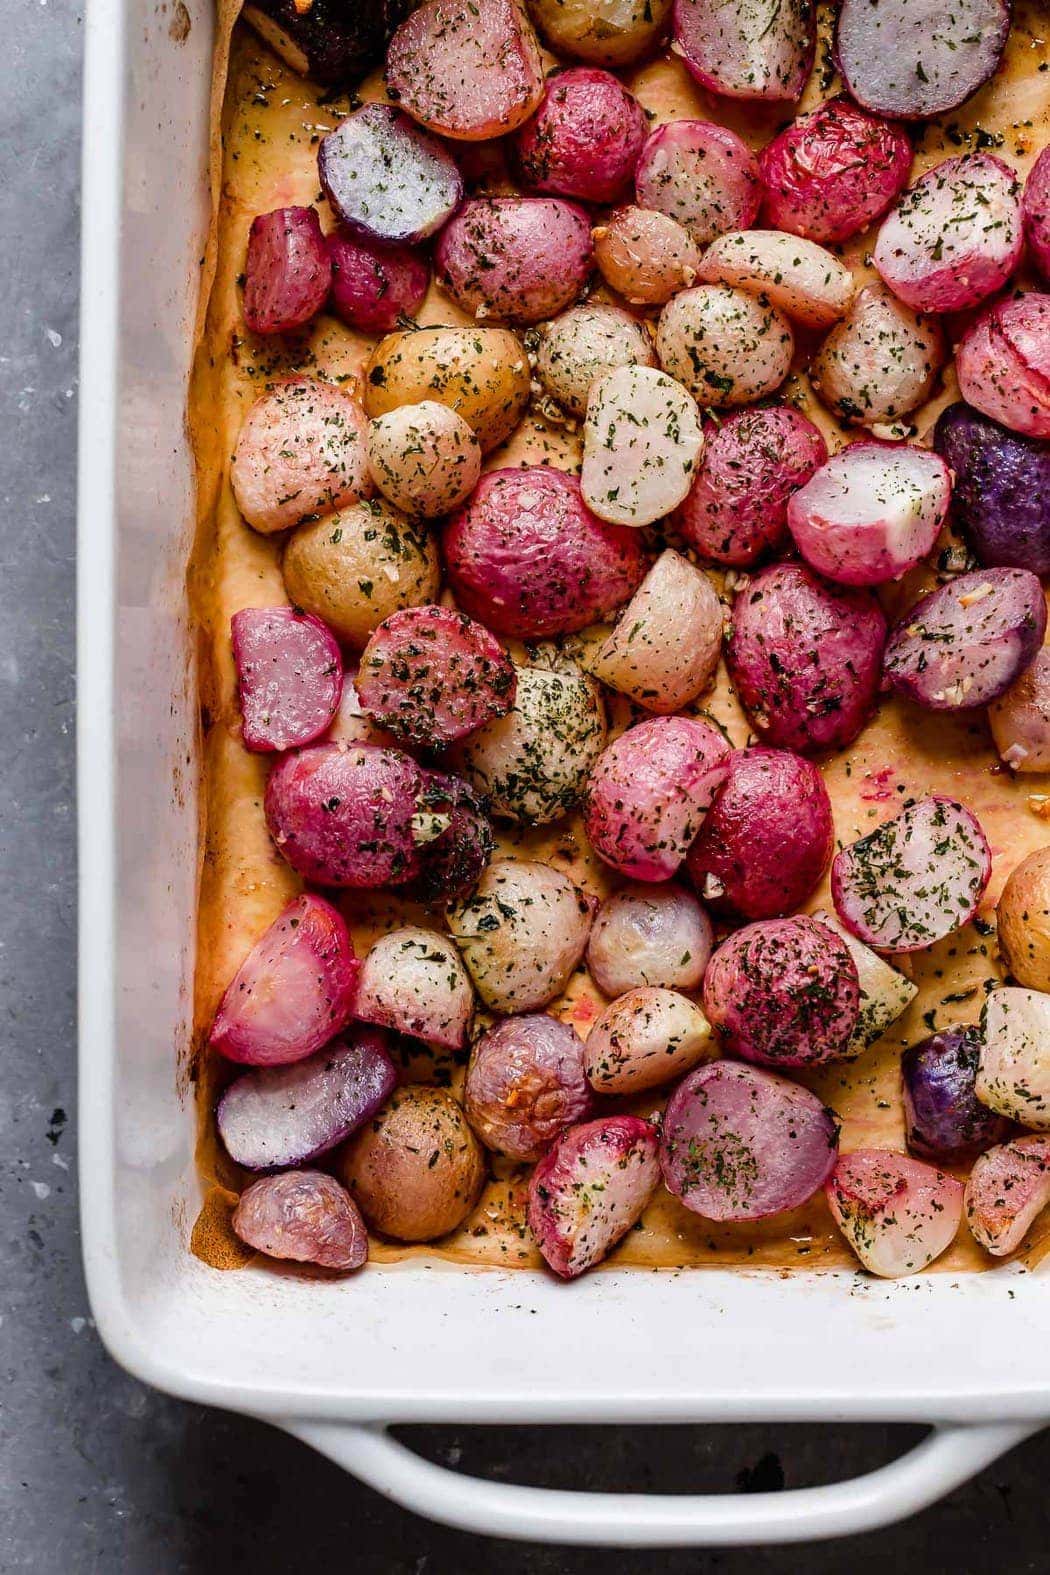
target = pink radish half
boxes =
[527,1115,660,1278]
[787,441,950,587]
[209,895,359,1067]
[232,1171,369,1272]
[831,795,991,953]
[965,1136,1050,1256]
[634,120,761,247]
[242,206,331,336]
[957,294,1050,441]
[385,0,544,141]
[660,1061,839,1221]
[835,0,1009,121]
[232,606,342,753]
[673,0,814,103]
[827,1149,964,1277]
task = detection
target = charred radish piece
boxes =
[587,882,712,997]
[232,607,342,753]
[661,1061,839,1222]
[826,1149,964,1277]
[901,1028,1010,1163]
[657,285,794,409]
[976,988,1050,1130]
[831,795,991,953]
[319,105,463,245]
[696,230,854,329]
[217,1030,397,1170]
[787,441,950,587]
[583,715,731,881]
[583,986,715,1094]
[464,1015,593,1160]
[635,121,761,247]
[965,1136,1050,1256]
[933,404,1050,577]
[581,365,704,527]
[673,0,814,103]
[209,895,359,1068]
[513,68,648,203]
[232,1171,368,1273]
[884,568,1047,711]
[242,207,331,336]
[356,606,515,748]
[956,294,1050,441]
[435,197,593,325]
[702,915,860,1068]
[327,231,429,335]
[231,378,371,535]
[835,0,1009,121]
[355,927,474,1049]
[586,550,722,714]
[447,859,594,1014]
[528,1116,660,1278]
[386,0,545,141]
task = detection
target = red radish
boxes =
[703,915,860,1068]
[356,605,516,748]
[687,747,833,920]
[527,1115,660,1278]
[326,231,429,334]
[230,377,371,536]
[677,405,826,567]
[826,1149,964,1277]
[831,795,991,953]
[1023,147,1050,281]
[965,1136,1050,1256]
[231,607,341,753]
[956,294,1050,441]
[209,894,359,1067]
[386,0,544,141]
[835,0,1009,121]
[976,987,1050,1130]
[442,466,646,640]
[634,120,761,247]
[242,207,331,336]
[660,1061,839,1221]
[464,1014,593,1161]
[318,105,463,245]
[673,0,813,103]
[404,771,494,907]
[786,441,951,587]
[990,649,1050,775]
[513,67,648,204]
[232,1171,368,1272]
[265,742,426,888]
[217,1029,397,1169]
[757,97,912,246]
[884,567,1047,711]
[873,154,1022,314]
[726,563,887,754]
[583,715,731,881]
[435,196,593,324]
[355,927,474,1049]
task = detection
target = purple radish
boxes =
[232,1170,369,1272]
[319,104,463,245]
[835,0,1009,121]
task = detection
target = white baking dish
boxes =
[77,0,1048,1545]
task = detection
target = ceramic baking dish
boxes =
[77,0,1049,1544]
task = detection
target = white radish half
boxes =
[697,230,854,329]
[656,285,794,408]
[786,440,950,587]
[581,365,703,526]
[965,1136,1050,1256]
[586,549,722,713]
[583,986,715,1094]
[831,795,991,953]
[976,988,1050,1130]
[873,153,1022,314]
[587,881,713,996]
[527,1115,660,1278]
[810,286,947,429]
[354,927,475,1049]
[814,910,918,1053]
[826,1149,963,1277]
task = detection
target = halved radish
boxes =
[527,1115,660,1278]
[355,605,516,748]
[656,285,794,409]
[585,549,722,713]
[385,0,544,140]
[230,377,371,536]
[831,795,991,954]
[976,987,1050,1130]
[814,910,917,1055]
[354,927,474,1049]
[786,441,950,587]
[217,1029,397,1169]
[673,0,813,103]
[231,607,342,753]
[696,230,854,329]
[634,121,761,248]
[826,1149,963,1277]
[835,0,1009,121]
[318,105,463,245]
[884,568,1047,711]
[232,1172,368,1272]
[810,286,947,429]
[209,896,359,1067]
[873,154,1022,314]
[583,986,715,1095]
[581,365,703,527]
[901,1027,1011,1162]
[242,207,331,336]
[1023,147,1050,281]
[660,1061,839,1221]
[965,1136,1050,1256]
[957,294,1050,441]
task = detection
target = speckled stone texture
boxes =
[1,4,1049,1571]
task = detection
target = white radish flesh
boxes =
[527,1116,660,1278]
[587,881,712,996]
[814,911,918,1054]
[581,365,703,526]
[826,1149,963,1277]
[586,549,722,713]
[583,986,715,1094]
[355,927,475,1049]
[976,988,1050,1131]
[656,285,793,409]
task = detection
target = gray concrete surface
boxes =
[0,4,1048,1570]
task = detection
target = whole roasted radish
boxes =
[385,0,545,140]
[436,197,593,324]
[536,304,656,419]
[367,403,481,518]
[528,1116,660,1278]
[355,927,474,1049]
[242,207,331,336]
[592,206,701,306]
[811,287,946,429]
[464,1014,593,1160]
[997,847,1050,994]
[990,649,1050,774]
[447,859,593,1013]
[657,285,793,408]
[826,1149,964,1277]
[232,1171,368,1273]
[327,230,429,335]
[587,882,712,996]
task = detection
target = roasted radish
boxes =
[583,986,715,1094]
[956,294,1050,441]
[813,909,917,1054]
[831,795,991,953]
[697,231,854,330]
[581,365,704,527]
[592,205,701,307]
[656,285,793,408]
[634,121,761,247]
[355,927,474,1048]
[327,230,429,335]
[231,607,341,753]
[363,325,532,453]
[1023,146,1050,281]
[585,550,722,713]
[385,0,544,140]
[661,1061,839,1221]
[447,859,594,1013]
[901,1028,1010,1163]
[811,287,946,429]
[232,1171,368,1272]
[673,0,814,103]
[526,0,673,67]
[318,105,463,245]
[976,987,1050,1130]
[933,403,1050,577]
[242,207,331,336]
[965,1137,1050,1256]
[997,847,1050,994]
[513,67,648,203]
[826,1149,964,1277]
[587,881,712,997]
[435,196,593,324]
[536,304,656,420]
[367,402,481,518]
[356,605,515,748]
[231,378,371,535]
[835,0,1009,121]
[464,1014,593,1160]
[527,1115,660,1278]
[990,648,1050,774]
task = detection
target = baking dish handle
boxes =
[283,1418,1039,1545]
